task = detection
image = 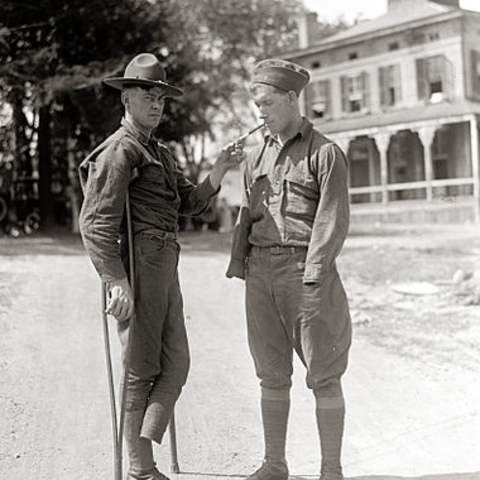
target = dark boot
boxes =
[124,410,155,478]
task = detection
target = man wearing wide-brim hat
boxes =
[79,53,245,480]
[227,58,352,480]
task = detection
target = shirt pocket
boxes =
[283,169,319,218]
[140,163,167,186]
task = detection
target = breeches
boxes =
[245,247,351,393]
[117,233,190,442]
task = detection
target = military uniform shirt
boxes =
[79,118,217,283]
[227,118,349,284]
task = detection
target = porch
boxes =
[319,102,480,222]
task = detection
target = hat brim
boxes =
[103,77,183,97]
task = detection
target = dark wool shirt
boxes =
[226,118,350,284]
[79,118,217,283]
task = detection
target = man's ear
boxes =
[286,91,298,106]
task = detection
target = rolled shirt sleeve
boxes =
[303,143,350,284]
[171,153,219,216]
[78,140,133,283]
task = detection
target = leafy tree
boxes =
[0,0,186,228]
[0,0,346,231]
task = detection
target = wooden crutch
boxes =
[101,191,180,480]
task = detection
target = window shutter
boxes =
[471,50,480,96]
[323,80,331,115]
[441,56,453,100]
[340,76,348,112]
[361,71,370,109]
[394,65,402,103]
[304,83,314,117]
[379,67,387,106]
[416,58,427,100]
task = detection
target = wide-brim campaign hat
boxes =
[251,58,311,95]
[103,53,183,97]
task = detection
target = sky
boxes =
[303,0,480,23]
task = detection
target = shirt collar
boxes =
[266,117,313,146]
[121,118,152,145]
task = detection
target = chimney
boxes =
[297,11,319,49]
[388,0,421,10]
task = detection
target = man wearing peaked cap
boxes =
[227,58,351,480]
[78,53,246,480]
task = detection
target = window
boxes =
[407,29,425,45]
[379,65,402,107]
[307,80,330,118]
[348,52,358,60]
[388,42,399,51]
[416,55,453,103]
[340,72,370,113]
[311,61,321,69]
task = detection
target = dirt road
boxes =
[0,225,479,480]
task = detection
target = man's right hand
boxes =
[106,277,134,322]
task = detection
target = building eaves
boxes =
[286,6,467,59]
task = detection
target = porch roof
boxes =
[316,99,480,136]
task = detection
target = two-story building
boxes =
[288,0,480,222]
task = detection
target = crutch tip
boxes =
[170,463,180,474]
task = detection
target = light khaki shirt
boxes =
[227,118,350,284]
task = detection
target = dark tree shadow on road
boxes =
[0,230,85,256]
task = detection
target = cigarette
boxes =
[236,123,266,142]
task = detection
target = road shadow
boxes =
[0,229,233,257]
[178,231,233,256]
[0,230,85,256]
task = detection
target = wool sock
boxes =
[315,394,345,476]
[261,387,290,462]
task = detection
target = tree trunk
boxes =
[66,137,80,233]
[38,104,55,228]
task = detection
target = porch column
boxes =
[417,126,436,202]
[373,132,391,204]
[470,115,480,223]
[367,139,377,202]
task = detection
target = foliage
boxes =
[0,0,345,230]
